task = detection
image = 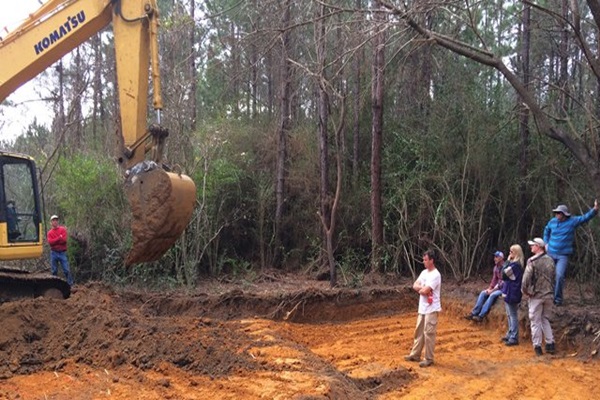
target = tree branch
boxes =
[377,0,600,188]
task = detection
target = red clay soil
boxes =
[0,273,599,399]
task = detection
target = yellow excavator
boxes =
[0,0,196,300]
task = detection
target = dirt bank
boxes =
[0,273,599,399]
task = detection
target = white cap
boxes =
[527,237,545,247]
[50,215,59,220]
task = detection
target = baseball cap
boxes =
[50,215,59,220]
[494,251,504,258]
[527,237,545,247]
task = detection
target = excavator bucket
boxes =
[124,167,196,265]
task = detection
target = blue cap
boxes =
[494,251,504,258]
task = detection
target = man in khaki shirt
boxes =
[522,237,555,356]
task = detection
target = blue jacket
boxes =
[501,261,522,304]
[543,208,597,256]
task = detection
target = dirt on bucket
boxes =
[124,167,196,265]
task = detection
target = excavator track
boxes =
[0,267,70,303]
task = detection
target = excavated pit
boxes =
[0,275,599,399]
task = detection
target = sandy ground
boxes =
[0,274,599,399]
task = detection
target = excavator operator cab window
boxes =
[0,156,41,244]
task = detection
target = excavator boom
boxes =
[0,0,196,266]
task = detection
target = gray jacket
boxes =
[522,253,555,299]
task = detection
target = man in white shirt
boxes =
[404,249,442,367]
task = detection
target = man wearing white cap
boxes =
[522,238,555,356]
[543,200,598,305]
[47,215,74,286]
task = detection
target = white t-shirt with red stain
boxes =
[416,268,442,314]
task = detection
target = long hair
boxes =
[508,244,524,266]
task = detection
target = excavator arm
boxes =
[0,0,196,265]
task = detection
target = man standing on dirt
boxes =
[47,215,74,286]
[464,250,505,322]
[522,238,555,356]
[404,249,442,368]
[543,200,598,306]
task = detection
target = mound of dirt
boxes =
[0,278,415,379]
[0,284,254,379]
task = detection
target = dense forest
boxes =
[2,0,600,294]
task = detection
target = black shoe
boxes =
[501,336,508,342]
[464,314,474,320]
[472,316,483,322]
[545,343,556,354]
[505,340,519,346]
[534,346,543,356]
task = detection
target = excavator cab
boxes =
[0,151,43,260]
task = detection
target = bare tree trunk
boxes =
[91,33,103,140]
[250,1,259,119]
[319,103,346,288]
[231,20,240,117]
[352,0,363,185]
[517,2,532,242]
[316,3,330,270]
[267,48,274,117]
[52,60,66,146]
[370,2,385,272]
[597,32,600,118]
[274,0,292,268]
[559,0,570,116]
[68,47,85,150]
[190,0,197,131]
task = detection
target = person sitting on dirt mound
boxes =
[464,250,505,322]
[500,244,524,346]
[404,249,442,368]
[522,237,556,356]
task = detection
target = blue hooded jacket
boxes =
[543,208,597,256]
